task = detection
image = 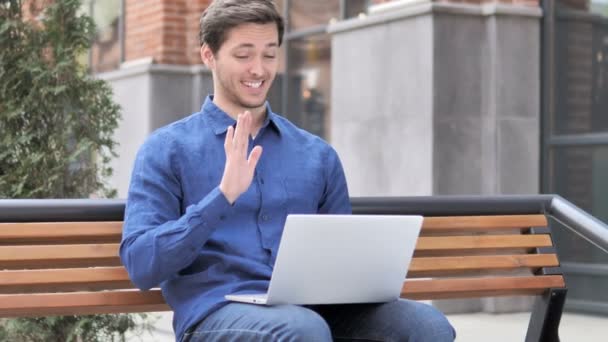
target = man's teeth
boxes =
[244,81,262,88]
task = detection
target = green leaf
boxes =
[0,0,131,339]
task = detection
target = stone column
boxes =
[330,0,542,313]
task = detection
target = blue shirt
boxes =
[120,96,351,341]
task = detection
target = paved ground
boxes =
[448,311,607,341]
[128,309,608,341]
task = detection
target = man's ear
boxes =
[200,44,215,69]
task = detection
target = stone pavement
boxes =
[447,311,607,341]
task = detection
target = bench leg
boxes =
[525,288,567,342]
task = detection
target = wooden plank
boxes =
[408,254,560,277]
[0,222,122,245]
[0,244,120,269]
[413,249,538,258]
[422,215,547,232]
[0,267,135,294]
[0,290,170,317]
[415,235,553,251]
[401,275,566,300]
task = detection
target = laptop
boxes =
[225,214,423,305]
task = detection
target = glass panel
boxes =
[557,0,592,10]
[344,0,370,19]
[566,272,608,302]
[558,0,608,12]
[553,1,608,134]
[289,1,340,30]
[549,145,608,263]
[547,0,608,315]
[285,34,331,138]
[590,0,608,16]
[88,0,122,73]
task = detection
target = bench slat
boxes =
[0,267,134,293]
[0,244,120,269]
[422,215,547,232]
[0,275,566,317]
[416,235,553,251]
[0,254,562,292]
[401,275,565,300]
[0,290,170,317]
[0,215,548,244]
[408,254,559,277]
[0,222,122,244]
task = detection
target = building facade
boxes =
[86,0,608,314]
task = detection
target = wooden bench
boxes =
[0,198,568,341]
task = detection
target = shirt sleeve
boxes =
[119,132,233,290]
[318,146,352,214]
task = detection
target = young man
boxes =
[120,1,455,341]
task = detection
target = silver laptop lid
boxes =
[265,214,423,305]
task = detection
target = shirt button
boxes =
[262,214,269,221]
[260,178,265,185]
[219,214,226,221]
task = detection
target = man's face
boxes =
[203,23,279,111]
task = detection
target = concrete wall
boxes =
[330,13,434,197]
[433,8,541,196]
[432,12,486,195]
[330,1,542,313]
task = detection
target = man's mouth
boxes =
[242,80,264,89]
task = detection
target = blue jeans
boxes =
[182,299,455,341]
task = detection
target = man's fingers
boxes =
[232,114,242,151]
[235,113,250,153]
[240,112,251,148]
[224,125,234,151]
[248,145,263,169]
[244,111,253,137]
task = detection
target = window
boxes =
[276,0,370,139]
[84,0,124,73]
[542,0,608,313]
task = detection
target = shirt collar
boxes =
[201,96,282,137]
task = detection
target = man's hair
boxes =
[199,0,285,53]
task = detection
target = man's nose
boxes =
[249,57,263,77]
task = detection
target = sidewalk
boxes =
[133,310,608,341]
[448,311,607,341]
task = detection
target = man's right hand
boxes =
[219,111,263,204]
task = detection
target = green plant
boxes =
[0,0,153,340]
[0,0,118,198]
[0,314,155,342]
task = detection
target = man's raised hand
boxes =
[219,111,263,204]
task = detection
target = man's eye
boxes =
[264,55,276,59]
[235,55,248,59]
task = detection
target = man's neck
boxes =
[212,96,266,135]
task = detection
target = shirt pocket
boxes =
[284,176,323,214]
